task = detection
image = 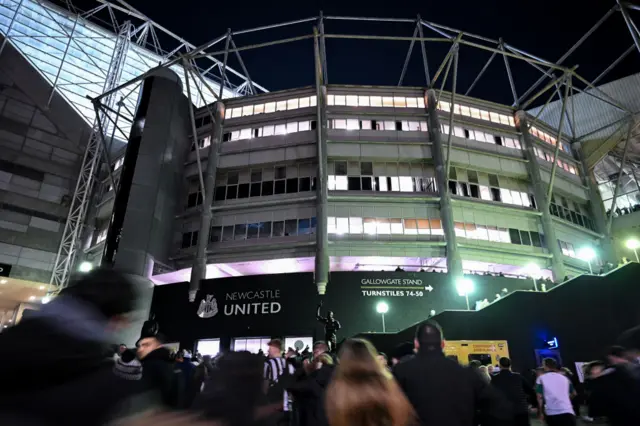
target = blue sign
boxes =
[546,337,559,349]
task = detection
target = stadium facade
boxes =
[1,0,640,344]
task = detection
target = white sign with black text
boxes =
[360,278,434,297]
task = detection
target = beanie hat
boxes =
[114,349,142,380]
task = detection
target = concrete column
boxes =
[426,89,463,279]
[189,101,225,302]
[515,111,566,281]
[314,30,329,295]
[106,68,190,343]
[573,141,617,264]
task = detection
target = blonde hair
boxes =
[326,339,415,426]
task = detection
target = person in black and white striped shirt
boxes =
[264,339,296,424]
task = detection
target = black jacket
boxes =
[490,370,534,414]
[140,347,183,409]
[394,350,513,426]
[288,364,334,426]
[0,317,145,426]
[589,364,640,426]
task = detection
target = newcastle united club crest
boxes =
[197,294,218,318]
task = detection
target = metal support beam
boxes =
[182,61,206,198]
[319,12,329,84]
[229,36,255,94]
[515,111,566,281]
[619,1,640,55]
[516,6,617,106]
[416,15,431,86]
[398,24,419,86]
[606,118,635,234]
[313,27,330,295]
[188,101,224,302]
[218,30,231,100]
[444,48,459,179]
[47,16,79,107]
[545,76,571,207]
[426,88,462,280]
[431,33,462,88]
[464,51,496,96]
[500,40,519,107]
[591,44,635,86]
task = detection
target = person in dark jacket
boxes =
[393,321,513,426]
[0,268,146,426]
[137,333,183,409]
[491,357,535,426]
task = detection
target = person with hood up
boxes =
[0,268,145,425]
[137,332,184,409]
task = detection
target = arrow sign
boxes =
[425,285,434,292]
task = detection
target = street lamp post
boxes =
[456,278,474,310]
[376,301,388,333]
[525,263,541,291]
[626,239,640,262]
[577,247,596,274]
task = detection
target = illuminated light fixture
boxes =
[78,261,93,273]
[39,286,45,290]
[456,278,474,310]
[525,263,542,291]
[577,247,596,274]
[626,239,639,262]
[28,295,36,301]
[376,301,389,333]
[42,295,52,304]
[0,279,6,284]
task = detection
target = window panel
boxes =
[272,221,284,237]
[274,124,287,135]
[455,222,466,237]
[476,225,488,240]
[327,94,335,105]
[480,110,490,121]
[262,125,275,137]
[429,219,443,235]
[390,218,403,234]
[404,219,418,235]
[417,97,425,108]
[298,218,312,235]
[487,226,500,242]
[327,217,336,234]
[234,224,247,240]
[276,100,287,111]
[335,95,346,105]
[470,108,481,119]
[499,228,510,243]
[346,119,359,130]
[382,120,395,131]
[310,95,317,106]
[239,128,252,140]
[286,122,298,134]
[336,217,349,234]
[335,176,348,190]
[346,95,358,106]
[287,98,299,110]
[358,96,370,107]
[370,96,382,107]
[264,102,276,113]
[377,219,391,234]
[349,217,363,234]
[406,97,418,108]
[489,112,500,123]
[299,97,310,108]
[382,96,394,107]
[247,223,260,239]
[393,97,407,107]
[231,108,242,118]
[241,105,253,116]
[360,120,372,130]
[299,121,310,132]
[460,105,470,116]
[420,121,428,131]
[285,219,298,236]
[399,176,413,192]
[500,188,513,204]
[390,177,400,191]
[464,223,477,239]
[334,119,347,130]
[363,218,377,235]
[377,176,388,192]
[253,103,265,115]
[480,185,491,201]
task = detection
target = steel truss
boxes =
[43,0,640,291]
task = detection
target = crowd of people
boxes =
[0,267,639,426]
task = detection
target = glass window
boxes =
[335,176,348,190]
[404,219,418,235]
[274,124,287,135]
[521,230,531,246]
[480,185,491,201]
[358,96,370,107]
[480,110,490,121]
[346,119,359,130]
[377,219,391,234]
[285,219,298,236]
[390,218,403,234]
[335,95,346,105]
[346,95,358,106]
[310,96,317,106]
[390,177,400,191]
[370,96,383,107]
[286,122,298,134]
[470,108,481,119]
[239,128,252,140]
[327,217,336,234]
[393,97,406,108]
[298,218,311,235]
[361,162,373,175]
[334,119,347,130]
[241,105,253,116]
[253,104,264,114]
[276,100,287,111]
[406,97,418,108]
[465,223,477,239]
[476,225,488,240]
[287,98,299,110]
[336,217,349,234]
[231,108,242,118]
[230,130,241,141]
[262,125,275,137]
[360,120,372,130]
[335,161,347,175]
[299,97,310,108]
[487,226,500,242]
[420,121,428,131]
[327,94,335,105]
[382,97,394,107]
[264,102,276,113]
[399,176,413,192]
[489,112,500,123]
[299,121,310,132]
[509,228,522,244]
[455,222,466,237]
[500,188,513,204]
[429,219,443,235]
[247,223,260,239]
[364,218,377,235]
[511,191,523,206]
[234,224,247,240]
[377,176,388,192]
[460,105,470,116]
[349,217,363,234]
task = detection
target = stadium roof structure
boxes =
[3,0,640,291]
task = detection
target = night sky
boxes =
[72,0,640,106]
